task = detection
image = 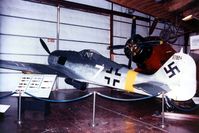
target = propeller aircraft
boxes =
[0,38,196,102]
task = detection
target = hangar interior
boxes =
[0,0,199,132]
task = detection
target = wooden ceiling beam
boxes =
[24,0,150,22]
[168,0,194,12]
[112,0,173,20]
[182,7,199,19]
[126,0,152,9]
[109,0,198,33]
[138,3,170,18]
[134,3,159,11]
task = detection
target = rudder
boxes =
[153,50,196,101]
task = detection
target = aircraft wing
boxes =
[134,81,171,96]
[0,60,82,79]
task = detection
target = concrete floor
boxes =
[0,88,199,133]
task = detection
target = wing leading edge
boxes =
[0,60,82,80]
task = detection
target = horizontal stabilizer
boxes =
[0,104,10,113]
[192,97,199,104]
[135,82,170,96]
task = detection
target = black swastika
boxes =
[163,61,180,78]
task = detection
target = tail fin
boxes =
[154,50,196,101]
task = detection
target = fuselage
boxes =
[47,49,157,95]
[47,49,197,101]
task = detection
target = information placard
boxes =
[0,104,10,113]
[13,74,57,98]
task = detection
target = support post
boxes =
[109,3,114,61]
[92,91,96,127]
[55,5,60,90]
[184,33,189,54]
[57,5,60,50]
[18,90,22,126]
[161,91,165,128]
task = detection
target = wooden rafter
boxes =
[109,0,199,32]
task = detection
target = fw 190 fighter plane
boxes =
[0,39,197,102]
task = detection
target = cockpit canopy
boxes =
[48,49,102,66]
[47,49,121,69]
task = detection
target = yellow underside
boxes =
[125,70,138,92]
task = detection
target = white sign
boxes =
[13,74,57,98]
[190,35,199,50]
[0,104,10,113]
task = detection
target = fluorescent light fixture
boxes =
[182,14,193,21]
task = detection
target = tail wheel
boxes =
[165,97,199,112]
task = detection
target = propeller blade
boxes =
[138,40,163,46]
[107,45,125,50]
[40,38,51,54]
[131,17,136,39]
[128,54,132,69]
[149,18,158,35]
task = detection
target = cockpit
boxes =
[79,49,101,61]
[48,49,102,66]
[47,49,121,70]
